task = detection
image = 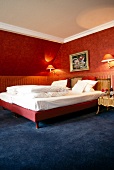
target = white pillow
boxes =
[51,80,67,87]
[82,80,98,92]
[84,86,95,92]
[82,80,97,86]
[72,80,87,93]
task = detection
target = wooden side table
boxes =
[96,96,114,114]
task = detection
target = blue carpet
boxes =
[0,107,114,170]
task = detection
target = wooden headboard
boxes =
[0,76,111,93]
[96,78,111,91]
[70,77,111,91]
[0,76,51,92]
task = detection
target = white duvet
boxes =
[6,85,69,98]
[6,85,68,93]
[0,90,103,111]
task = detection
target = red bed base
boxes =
[0,99,98,128]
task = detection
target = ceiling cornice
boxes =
[0,21,114,44]
[64,20,114,43]
[0,22,64,43]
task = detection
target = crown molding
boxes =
[64,20,114,43]
[0,22,64,43]
[0,21,113,43]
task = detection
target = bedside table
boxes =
[96,95,114,114]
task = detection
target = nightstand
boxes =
[96,95,114,114]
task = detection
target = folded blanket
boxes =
[7,85,68,94]
[6,85,69,97]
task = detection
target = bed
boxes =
[0,76,107,128]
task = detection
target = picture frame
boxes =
[69,50,89,72]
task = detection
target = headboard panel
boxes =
[0,76,111,93]
[96,78,111,91]
[70,77,82,88]
[70,77,111,91]
[0,76,49,92]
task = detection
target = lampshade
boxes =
[46,65,55,72]
[101,54,114,62]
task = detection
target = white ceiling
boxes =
[0,0,114,43]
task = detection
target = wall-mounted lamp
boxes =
[101,54,114,68]
[46,65,55,72]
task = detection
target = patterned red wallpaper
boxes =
[0,30,61,76]
[0,27,114,79]
[54,27,114,79]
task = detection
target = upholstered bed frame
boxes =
[0,76,111,128]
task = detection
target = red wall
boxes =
[0,27,114,78]
[54,27,114,78]
[0,30,61,76]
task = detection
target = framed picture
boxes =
[69,50,89,72]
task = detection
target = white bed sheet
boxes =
[0,93,16,103]
[0,90,103,111]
